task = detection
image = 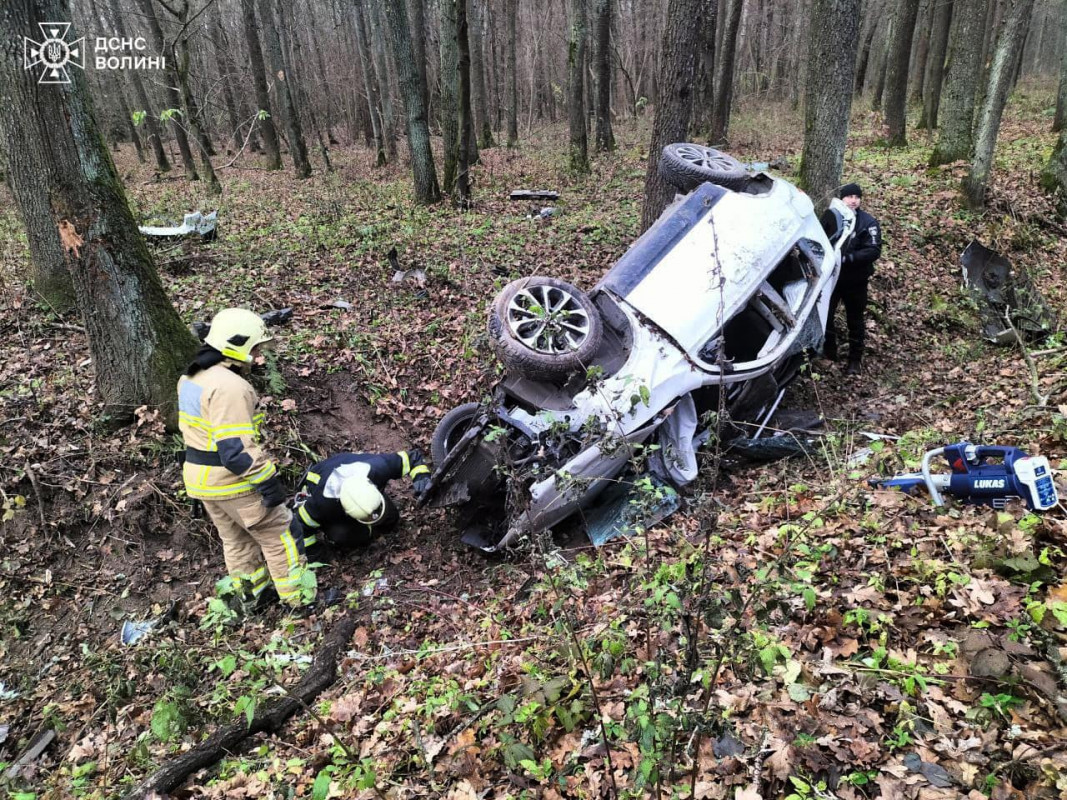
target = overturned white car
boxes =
[422,145,855,550]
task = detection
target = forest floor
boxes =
[2,86,1067,800]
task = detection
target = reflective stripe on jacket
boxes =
[178,363,276,500]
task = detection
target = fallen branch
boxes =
[121,613,357,800]
[1003,310,1049,407]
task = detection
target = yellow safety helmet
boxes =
[205,308,272,363]
[339,473,385,524]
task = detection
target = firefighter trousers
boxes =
[201,492,315,607]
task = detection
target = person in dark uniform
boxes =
[289,449,431,560]
[822,183,882,375]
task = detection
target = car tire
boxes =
[431,402,483,466]
[659,143,749,193]
[488,276,603,381]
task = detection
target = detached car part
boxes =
[960,240,1056,345]
[422,144,856,550]
[139,210,218,242]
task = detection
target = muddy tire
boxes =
[658,143,748,193]
[488,276,603,381]
[431,402,483,465]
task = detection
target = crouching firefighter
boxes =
[289,450,432,559]
[177,308,316,610]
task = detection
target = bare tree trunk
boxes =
[1054,0,1067,132]
[409,0,430,114]
[854,9,880,93]
[440,0,461,192]
[260,0,312,177]
[930,0,986,165]
[1040,124,1067,215]
[354,0,387,166]
[382,0,442,202]
[962,0,1036,206]
[212,7,244,152]
[506,0,519,145]
[869,10,893,109]
[470,0,494,148]
[641,0,703,230]
[695,0,719,129]
[885,0,922,145]
[1,0,198,422]
[593,0,616,150]
[286,4,333,171]
[710,0,744,145]
[918,0,954,128]
[568,0,590,172]
[457,0,474,206]
[910,0,932,103]
[239,0,283,168]
[137,0,199,180]
[799,0,862,212]
[370,1,399,160]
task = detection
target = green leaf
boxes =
[150,699,187,742]
[312,769,332,800]
[787,683,811,702]
[213,655,237,677]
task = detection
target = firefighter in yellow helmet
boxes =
[177,308,315,609]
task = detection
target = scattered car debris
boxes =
[260,307,294,327]
[327,299,354,310]
[5,728,56,780]
[510,189,560,201]
[726,434,819,463]
[526,206,557,221]
[903,752,954,788]
[391,268,427,287]
[0,682,19,700]
[422,143,858,551]
[139,210,218,242]
[960,240,1057,345]
[120,618,158,646]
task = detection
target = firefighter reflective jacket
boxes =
[290,452,428,544]
[178,363,277,500]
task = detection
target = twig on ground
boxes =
[23,463,47,532]
[1003,310,1049,406]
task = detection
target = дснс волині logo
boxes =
[24,23,85,85]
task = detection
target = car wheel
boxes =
[488,276,603,381]
[658,143,749,193]
[431,402,483,465]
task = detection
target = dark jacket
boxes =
[290,451,426,545]
[840,208,882,279]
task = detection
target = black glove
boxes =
[413,475,432,497]
[407,447,425,469]
[257,476,287,508]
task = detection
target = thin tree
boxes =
[470,0,494,148]
[382,0,442,202]
[962,0,1037,207]
[1054,0,1067,132]
[1040,122,1067,215]
[918,0,954,129]
[884,0,922,145]
[640,0,703,230]
[456,0,474,206]
[567,0,590,173]
[370,1,399,160]
[212,2,245,152]
[0,0,198,421]
[929,0,986,165]
[261,0,312,178]
[409,0,430,114]
[353,0,387,166]
[709,0,744,145]
[506,0,519,146]
[594,0,616,151]
[440,0,461,192]
[695,0,718,130]
[137,0,199,179]
[239,0,283,168]
[799,0,862,213]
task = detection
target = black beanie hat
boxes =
[839,183,862,199]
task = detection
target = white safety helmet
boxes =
[339,474,385,524]
[205,308,272,363]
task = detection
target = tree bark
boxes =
[885,0,922,145]
[854,9,881,93]
[212,6,244,152]
[567,0,590,172]
[0,0,199,423]
[594,0,616,151]
[962,0,1036,207]
[137,0,199,180]
[506,0,519,145]
[440,0,461,192]
[261,0,312,178]
[353,0,387,166]
[1053,0,1067,132]
[929,0,986,165]
[409,0,430,115]
[869,10,893,109]
[370,0,399,160]
[470,0,494,148]
[695,0,719,130]
[1040,125,1067,216]
[239,0,283,168]
[456,0,474,206]
[909,0,932,104]
[918,0,954,128]
[709,0,744,145]
[799,0,862,213]
[640,0,703,230]
[382,0,442,202]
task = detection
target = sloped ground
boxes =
[1,88,1066,799]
